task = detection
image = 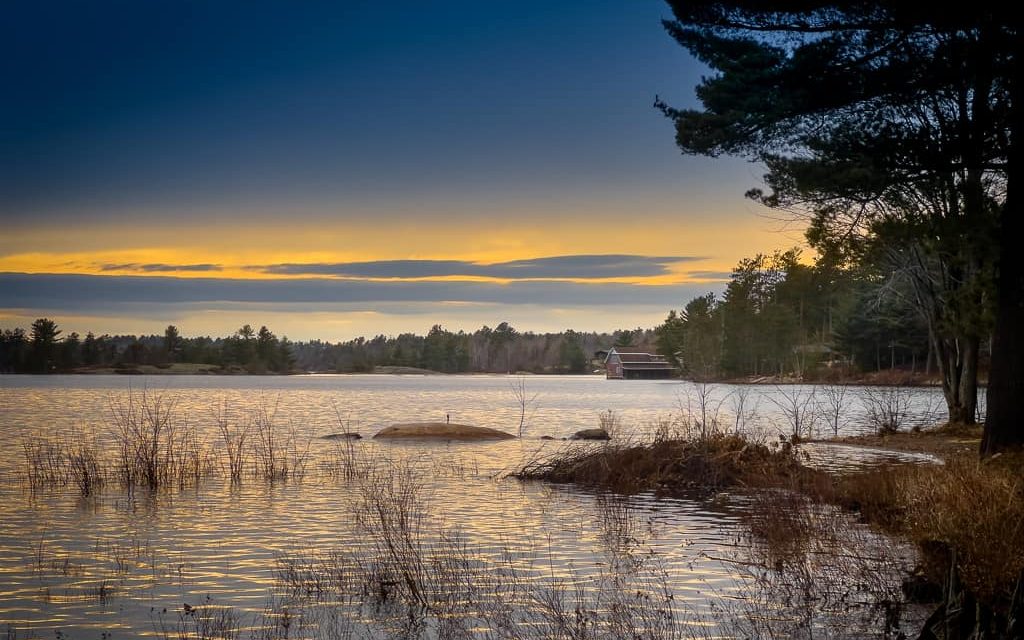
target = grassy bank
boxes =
[516,426,1024,638]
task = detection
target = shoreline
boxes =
[5,365,972,387]
[808,423,985,459]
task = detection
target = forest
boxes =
[0,319,654,376]
[654,248,971,381]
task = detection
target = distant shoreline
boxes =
[3,363,961,386]
[43,363,599,377]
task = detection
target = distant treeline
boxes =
[0,319,656,375]
[2,246,970,379]
[654,248,987,381]
[0,321,296,374]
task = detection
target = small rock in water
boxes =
[539,435,556,440]
[570,428,610,441]
[320,433,362,440]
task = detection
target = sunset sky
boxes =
[1,0,803,341]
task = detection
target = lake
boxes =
[0,374,941,638]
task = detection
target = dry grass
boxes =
[804,451,1024,608]
[516,433,823,497]
[900,457,1024,604]
[518,417,1024,636]
[767,451,1024,635]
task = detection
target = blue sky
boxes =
[0,0,796,340]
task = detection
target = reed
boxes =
[213,399,250,482]
[262,458,701,639]
[23,436,69,488]
[318,404,370,481]
[251,397,309,482]
[153,596,243,640]
[108,389,217,491]
[67,441,103,496]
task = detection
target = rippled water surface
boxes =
[0,374,939,638]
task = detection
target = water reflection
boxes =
[0,375,939,638]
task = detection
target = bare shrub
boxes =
[914,391,948,429]
[649,414,680,443]
[595,493,641,556]
[249,596,298,640]
[862,386,913,434]
[176,427,216,489]
[352,461,430,609]
[275,548,356,600]
[768,385,820,440]
[819,384,851,437]
[511,376,539,438]
[266,465,696,640]
[727,385,760,436]
[676,382,727,440]
[319,403,372,481]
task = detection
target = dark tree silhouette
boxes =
[163,325,181,362]
[658,1,1020,451]
[29,318,61,373]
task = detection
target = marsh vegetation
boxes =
[0,374,1011,638]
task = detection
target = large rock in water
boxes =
[570,428,610,441]
[373,422,515,441]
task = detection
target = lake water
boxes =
[0,374,940,638]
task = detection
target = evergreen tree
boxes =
[163,325,182,362]
[29,318,61,373]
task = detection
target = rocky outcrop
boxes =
[570,428,610,441]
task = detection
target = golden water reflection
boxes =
[0,375,936,638]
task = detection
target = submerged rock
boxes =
[373,422,515,441]
[570,428,610,441]
[320,433,363,440]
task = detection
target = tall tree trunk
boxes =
[925,332,934,376]
[956,336,979,426]
[982,192,1024,451]
[982,29,1024,455]
[936,333,979,426]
